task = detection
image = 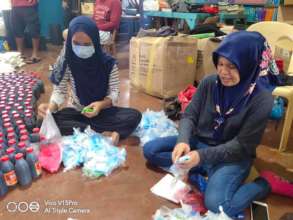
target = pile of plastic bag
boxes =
[134,109,178,145]
[0,52,25,71]
[61,127,126,178]
[153,205,233,220]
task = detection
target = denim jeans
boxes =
[143,136,270,217]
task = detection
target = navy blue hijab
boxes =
[212,31,271,140]
[50,16,116,106]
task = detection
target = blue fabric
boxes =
[50,16,116,106]
[212,31,269,140]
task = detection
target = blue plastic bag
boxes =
[270,97,284,120]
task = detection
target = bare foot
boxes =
[102,131,120,145]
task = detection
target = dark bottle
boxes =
[26,147,42,179]
[8,139,17,149]
[0,170,8,197]
[0,155,18,187]
[30,128,40,143]
[15,153,32,187]
[20,135,30,147]
[17,142,27,155]
[6,148,16,164]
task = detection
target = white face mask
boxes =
[72,44,95,59]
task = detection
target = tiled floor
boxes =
[0,42,292,220]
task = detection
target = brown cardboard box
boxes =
[195,38,219,83]
[274,36,293,74]
[129,36,198,98]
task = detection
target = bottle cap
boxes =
[6,147,15,154]
[26,147,33,153]
[19,129,28,136]
[1,155,9,162]
[33,128,40,133]
[18,142,26,148]
[7,133,15,139]
[8,139,16,146]
[16,120,23,125]
[18,124,26,130]
[15,153,23,160]
[20,135,29,141]
[4,122,12,128]
[6,127,14,133]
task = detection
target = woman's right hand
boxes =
[38,103,49,118]
[172,142,191,163]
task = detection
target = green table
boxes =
[144,11,210,30]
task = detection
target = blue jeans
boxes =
[143,136,270,217]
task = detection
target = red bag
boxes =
[178,85,197,112]
[175,188,207,214]
[38,142,62,173]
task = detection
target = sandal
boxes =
[25,57,41,64]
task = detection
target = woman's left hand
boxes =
[82,101,103,118]
[178,150,201,169]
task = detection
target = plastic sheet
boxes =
[61,127,126,178]
[153,205,233,220]
[153,204,202,220]
[134,109,178,145]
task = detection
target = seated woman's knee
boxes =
[204,192,226,213]
[143,140,156,161]
[131,109,142,127]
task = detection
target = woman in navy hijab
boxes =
[143,31,276,217]
[38,16,141,143]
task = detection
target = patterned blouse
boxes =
[50,46,120,111]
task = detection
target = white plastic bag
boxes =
[40,111,62,141]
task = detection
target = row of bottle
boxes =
[0,126,40,149]
[0,147,42,197]
[0,71,44,101]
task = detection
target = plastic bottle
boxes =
[7,139,17,149]
[24,114,34,132]
[0,170,8,197]
[0,155,18,187]
[7,132,16,141]
[17,142,27,155]
[0,138,7,149]
[20,135,30,147]
[18,124,26,131]
[15,120,23,127]
[0,145,5,156]
[30,128,40,143]
[26,147,42,179]
[19,129,28,137]
[6,147,16,164]
[15,153,32,187]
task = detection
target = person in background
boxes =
[92,0,122,44]
[38,16,141,144]
[143,31,278,217]
[11,0,41,64]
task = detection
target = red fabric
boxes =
[93,0,122,32]
[175,188,207,214]
[11,0,37,7]
[260,170,293,198]
[275,59,284,72]
[178,85,197,112]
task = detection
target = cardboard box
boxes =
[195,38,219,83]
[274,36,293,74]
[129,36,198,98]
